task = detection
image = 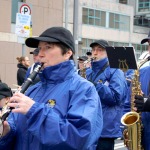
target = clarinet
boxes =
[0,63,43,137]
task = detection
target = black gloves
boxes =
[134,95,150,112]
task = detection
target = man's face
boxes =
[33,54,40,63]
[38,42,72,68]
[78,60,85,70]
[91,45,107,61]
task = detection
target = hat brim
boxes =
[25,37,60,48]
[90,42,105,49]
[141,37,150,44]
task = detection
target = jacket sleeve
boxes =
[95,69,127,106]
[25,83,103,149]
[0,114,17,150]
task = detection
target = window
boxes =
[82,7,106,27]
[119,0,128,4]
[138,0,150,12]
[11,0,25,23]
[109,13,130,31]
[134,15,150,27]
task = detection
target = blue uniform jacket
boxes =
[86,58,127,138]
[140,66,150,150]
[0,60,103,150]
[122,66,150,150]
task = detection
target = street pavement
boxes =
[114,139,127,150]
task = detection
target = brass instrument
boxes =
[80,57,96,78]
[121,56,150,150]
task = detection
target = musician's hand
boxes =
[134,95,150,112]
[2,121,10,137]
[7,93,35,115]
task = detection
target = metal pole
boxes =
[65,0,69,29]
[22,44,25,56]
[73,0,79,67]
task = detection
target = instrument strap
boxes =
[90,62,109,83]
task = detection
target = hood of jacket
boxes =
[17,63,28,70]
[39,60,76,84]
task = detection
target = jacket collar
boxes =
[92,58,108,72]
[39,60,76,84]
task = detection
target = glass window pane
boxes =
[89,18,94,25]
[82,8,88,24]
[82,38,86,47]
[82,8,88,16]
[83,16,88,24]
[137,44,141,50]
[95,10,100,18]
[115,22,119,29]
[89,9,94,17]
[95,19,100,26]
[101,11,106,26]
[109,13,114,28]
[88,39,93,46]
[115,14,119,21]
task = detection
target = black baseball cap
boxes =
[77,56,88,61]
[25,27,75,53]
[0,83,12,100]
[30,48,39,55]
[90,39,109,49]
[141,31,150,44]
[86,52,92,56]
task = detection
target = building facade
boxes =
[0,0,149,87]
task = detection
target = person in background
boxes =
[25,48,41,85]
[77,56,88,78]
[139,31,150,68]
[86,39,127,150]
[0,27,103,150]
[133,65,150,150]
[86,51,92,60]
[16,56,30,86]
[0,82,12,109]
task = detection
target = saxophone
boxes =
[79,57,94,78]
[121,56,150,150]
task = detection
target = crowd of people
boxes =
[0,26,150,150]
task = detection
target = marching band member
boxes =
[86,39,128,150]
[0,27,103,150]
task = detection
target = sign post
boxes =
[16,2,32,56]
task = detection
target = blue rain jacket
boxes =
[140,66,150,150]
[0,60,103,150]
[123,66,150,150]
[86,58,127,138]
[123,69,134,114]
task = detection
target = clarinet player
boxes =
[0,27,103,150]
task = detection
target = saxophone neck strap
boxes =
[90,61,109,83]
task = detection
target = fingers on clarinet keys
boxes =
[134,95,144,112]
